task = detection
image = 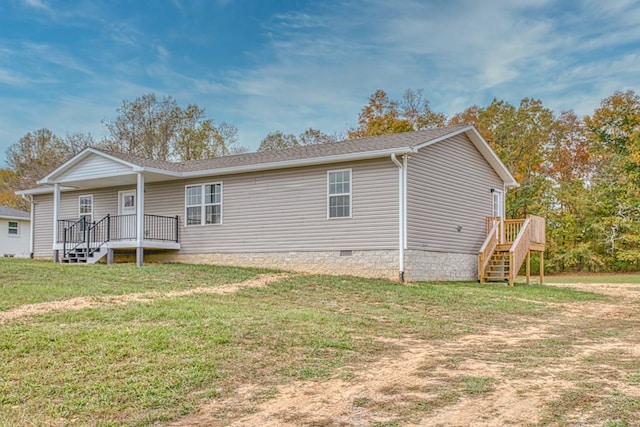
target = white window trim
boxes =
[78,194,93,223]
[8,221,19,237]
[327,168,352,219]
[492,189,504,219]
[184,182,223,226]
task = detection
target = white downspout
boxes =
[402,154,408,252]
[21,194,34,257]
[391,153,405,281]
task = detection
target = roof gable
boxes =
[412,126,517,187]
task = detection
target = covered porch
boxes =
[56,213,179,264]
[35,149,183,266]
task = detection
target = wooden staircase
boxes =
[484,252,510,282]
[478,215,545,286]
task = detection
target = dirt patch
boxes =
[0,273,290,324]
[168,282,640,426]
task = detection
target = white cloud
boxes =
[2,0,639,161]
[22,0,49,11]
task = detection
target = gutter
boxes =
[21,193,35,257]
[391,153,407,282]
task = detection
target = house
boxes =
[17,125,545,283]
[0,205,31,258]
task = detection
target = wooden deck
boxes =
[478,215,546,286]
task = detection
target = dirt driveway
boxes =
[169,281,640,427]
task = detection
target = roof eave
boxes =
[0,215,30,220]
[179,147,414,178]
[15,186,77,196]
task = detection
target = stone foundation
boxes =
[146,250,400,281]
[404,249,478,282]
[37,248,479,283]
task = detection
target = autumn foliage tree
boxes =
[258,128,336,152]
[582,90,640,270]
[102,93,240,161]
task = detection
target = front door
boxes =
[118,190,137,239]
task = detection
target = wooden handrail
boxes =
[509,218,531,286]
[478,221,500,283]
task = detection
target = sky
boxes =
[1,0,639,166]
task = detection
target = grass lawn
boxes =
[545,272,640,284]
[1,258,638,426]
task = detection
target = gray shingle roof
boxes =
[0,205,30,219]
[100,125,469,173]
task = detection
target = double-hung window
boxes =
[186,183,222,226]
[328,169,352,218]
[79,195,93,225]
[8,221,18,236]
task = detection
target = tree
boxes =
[583,90,640,270]
[257,131,299,152]
[449,98,555,218]
[400,88,447,130]
[63,132,96,157]
[0,169,27,210]
[544,111,599,272]
[298,128,337,145]
[257,128,337,152]
[6,128,72,191]
[348,90,414,138]
[102,93,240,161]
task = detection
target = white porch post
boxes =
[52,183,60,262]
[136,172,145,266]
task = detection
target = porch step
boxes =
[61,247,108,264]
[484,251,509,282]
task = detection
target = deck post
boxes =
[540,251,544,284]
[526,251,530,285]
[136,247,144,267]
[107,249,114,265]
[136,172,145,267]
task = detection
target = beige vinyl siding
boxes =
[56,154,132,182]
[145,158,399,252]
[33,194,53,257]
[32,157,399,254]
[407,134,503,254]
[58,188,119,221]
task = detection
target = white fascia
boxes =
[178,148,414,179]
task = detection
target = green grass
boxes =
[0,258,273,311]
[0,259,634,426]
[545,273,640,284]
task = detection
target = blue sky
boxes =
[1,0,639,165]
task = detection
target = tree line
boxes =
[2,89,639,273]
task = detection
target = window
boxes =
[79,195,93,224]
[492,189,503,219]
[328,169,351,218]
[185,183,222,226]
[8,221,18,236]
